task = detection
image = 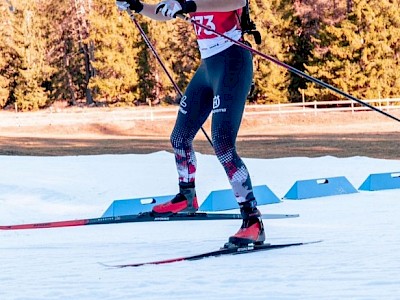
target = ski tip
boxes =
[98,262,114,268]
[303,240,323,245]
[98,262,132,268]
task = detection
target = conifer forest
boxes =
[0,0,399,111]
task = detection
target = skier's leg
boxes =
[207,45,265,245]
[153,64,213,214]
[209,45,254,204]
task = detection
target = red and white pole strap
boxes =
[178,14,400,123]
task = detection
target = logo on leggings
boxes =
[212,95,226,113]
[179,95,187,114]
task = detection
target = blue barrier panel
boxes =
[359,172,400,191]
[199,185,280,211]
[284,176,358,200]
[102,195,174,217]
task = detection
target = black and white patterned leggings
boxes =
[170,44,255,203]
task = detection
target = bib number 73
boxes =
[192,15,216,36]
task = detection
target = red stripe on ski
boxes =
[0,219,89,230]
[115,257,187,268]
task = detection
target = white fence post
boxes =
[313,100,317,116]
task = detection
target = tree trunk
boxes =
[63,42,77,106]
[74,0,94,105]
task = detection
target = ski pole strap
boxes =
[240,0,261,44]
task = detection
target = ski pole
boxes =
[177,15,400,123]
[126,9,214,147]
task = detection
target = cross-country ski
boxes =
[0,212,299,230]
[102,240,322,268]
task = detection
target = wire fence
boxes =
[1,98,400,126]
[244,98,400,116]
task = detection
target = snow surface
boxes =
[1,151,400,300]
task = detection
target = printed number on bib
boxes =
[192,15,216,36]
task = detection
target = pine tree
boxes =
[304,0,400,102]
[135,17,199,106]
[88,0,142,105]
[0,1,14,108]
[250,0,291,104]
[135,18,163,106]
[9,0,51,111]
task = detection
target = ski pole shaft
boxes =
[127,10,214,146]
[177,15,400,123]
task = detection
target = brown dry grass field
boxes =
[0,106,399,159]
